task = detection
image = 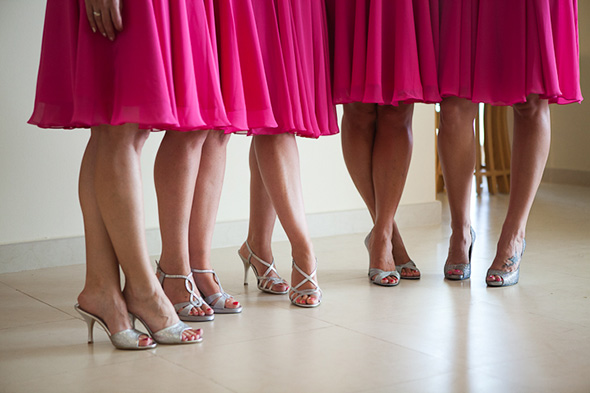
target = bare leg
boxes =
[438,97,478,276]
[89,124,200,342]
[77,130,153,346]
[341,103,416,280]
[251,134,319,305]
[238,143,289,293]
[154,130,213,317]
[487,95,550,282]
[188,131,241,309]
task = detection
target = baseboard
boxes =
[0,201,441,274]
[542,168,590,187]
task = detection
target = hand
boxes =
[84,0,123,41]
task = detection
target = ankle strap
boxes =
[191,268,224,293]
[156,262,203,307]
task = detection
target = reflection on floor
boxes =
[1,183,589,393]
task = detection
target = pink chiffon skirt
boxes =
[29,0,231,131]
[438,0,583,105]
[215,0,339,138]
[326,0,440,106]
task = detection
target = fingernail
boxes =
[92,27,96,33]
[102,32,106,37]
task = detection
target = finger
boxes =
[112,0,123,31]
[101,9,117,41]
[84,0,98,33]
[93,8,107,38]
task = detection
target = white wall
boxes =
[545,0,590,178]
[0,1,438,272]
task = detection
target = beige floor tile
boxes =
[161,326,452,393]
[0,264,85,318]
[0,319,155,387]
[0,183,589,393]
[0,282,72,329]
[4,355,232,393]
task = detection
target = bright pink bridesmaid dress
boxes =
[214,0,339,138]
[29,0,231,131]
[326,0,441,106]
[438,0,582,105]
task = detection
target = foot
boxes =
[239,242,289,293]
[367,232,399,285]
[444,225,473,277]
[290,253,321,306]
[391,226,420,279]
[156,263,213,318]
[77,287,154,347]
[123,280,202,343]
[486,236,525,284]
[193,270,241,310]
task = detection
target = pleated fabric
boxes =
[326,0,441,106]
[216,0,339,138]
[29,0,231,131]
[438,0,582,105]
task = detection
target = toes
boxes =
[226,299,241,309]
[139,335,154,347]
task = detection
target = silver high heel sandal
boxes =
[444,227,476,280]
[365,233,400,287]
[156,262,214,322]
[74,304,156,350]
[289,260,322,308]
[130,314,202,345]
[486,239,526,287]
[239,241,289,294]
[192,268,242,314]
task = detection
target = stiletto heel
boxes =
[192,269,242,314]
[242,258,250,286]
[156,262,214,322]
[74,304,156,350]
[486,239,526,287]
[365,232,400,287]
[289,260,322,308]
[444,227,476,280]
[238,241,289,294]
[130,313,203,345]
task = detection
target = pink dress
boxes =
[326,0,441,106]
[29,0,232,131]
[438,0,583,105]
[214,0,339,138]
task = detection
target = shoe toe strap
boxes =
[369,268,400,283]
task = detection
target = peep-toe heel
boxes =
[444,227,476,280]
[74,304,156,350]
[130,313,202,345]
[486,239,526,287]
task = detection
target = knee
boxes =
[95,124,150,151]
[512,95,549,122]
[439,97,478,130]
[376,104,414,129]
[207,130,231,147]
[343,102,377,127]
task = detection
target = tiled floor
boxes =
[1,183,589,393]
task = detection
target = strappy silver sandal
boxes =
[192,269,242,314]
[239,241,289,294]
[289,260,322,308]
[365,232,401,286]
[156,263,214,322]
